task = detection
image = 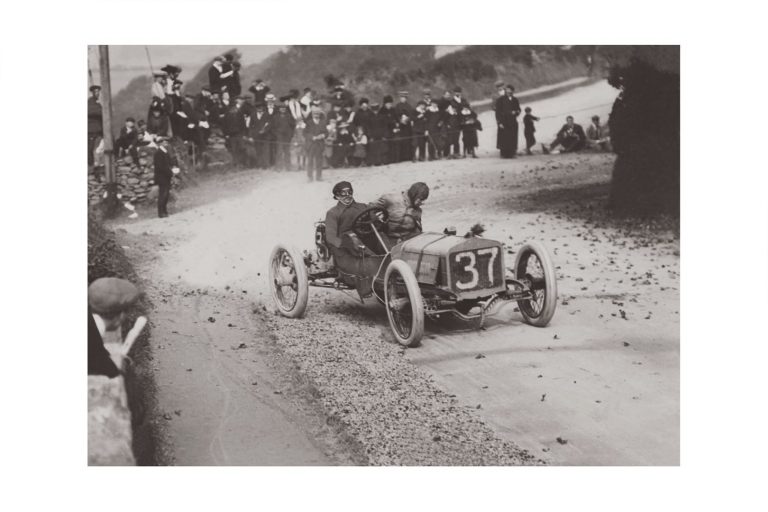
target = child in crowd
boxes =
[460,107,482,158]
[350,125,368,167]
[523,107,540,155]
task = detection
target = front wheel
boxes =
[514,241,557,327]
[384,259,425,347]
[268,244,309,318]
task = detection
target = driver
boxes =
[324,181,379,297]
[325,181,369,250]
[373,181,430,243]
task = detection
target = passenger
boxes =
[373,181,430,244]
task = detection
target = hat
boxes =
[422,90,432,96]
[494,80,505,88]
[453,86,462,93]
[338,121,350,128]
[359,97,369,105]
[254,78,264,84]
[213,56,224,63]
[224,54,234,61]
[184,93,195,100]
[332,181,353,198]
[279,94,292,102]
[398,90,409,97]
[153,72,167,78]
[254,102,265,110]
[89,85,101,92]
[370,101,381,108]
[333,85,345,92]
[505,84,516,91]
[311,99,322,106]
[407,182,430,204]
[383,95,393,104]
[88,278,140,316]
[161,64,181,74]
[265,93,276,101]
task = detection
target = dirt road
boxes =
[113,82,678,465]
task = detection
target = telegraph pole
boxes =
[98,45,120,215]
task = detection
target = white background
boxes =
[0,1,766,510]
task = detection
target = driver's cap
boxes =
[332,181,353,198]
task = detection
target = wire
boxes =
[144,46,155,75]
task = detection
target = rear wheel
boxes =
[268,244,309,318]
[384,260,424,347]
[514,241,557,327]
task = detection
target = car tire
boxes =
[384,259,425,347]
[514,241,557,327]
[268,244,309,318]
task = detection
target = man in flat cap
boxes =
[87,85,103,168]
[88,278,141,377]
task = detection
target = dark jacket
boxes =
[304,116,327,146]
[368,110,391,139]
[353,108,375,134]
[249,85,270,105]
[273,111,296,141]
[556,123,587,143]
[249,112,273,141]
[153,147,176,184]
[523,114,539,133]
[324,201,369,248]
[221,104,247,136]
[146,114,169,136]
[412,110,428,134]
[88,97,103,135]
[495,95,521,126]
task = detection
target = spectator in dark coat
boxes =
[147,103,170,138]
[304,111,327,181]
[208,56,232,93]
[545,116,587,153]
[273,102,296,170]
[380,95,398,164]
[221,95,248,167]
[153,138,177,217]
[352,98,374,136]
[425,101,442,160]
[495,85,521,158]
[88,85,102,167]
[411,101,429,162]
[450,86,471,112]
[443,104,461,158]
[249,103,273,168]
[225,57,242,97]
[367,103,389,166]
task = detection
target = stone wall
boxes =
[88,135,230,206]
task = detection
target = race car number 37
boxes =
[451,247,502,291]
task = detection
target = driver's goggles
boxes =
[337,189,353,197]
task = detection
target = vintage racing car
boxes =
[268,207,557,347]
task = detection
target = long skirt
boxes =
[498,121,519,158]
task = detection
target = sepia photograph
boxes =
[86,44,680,467]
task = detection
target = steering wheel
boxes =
[351,206,389,237]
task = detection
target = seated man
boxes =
[373,181,430,245]
[543,115,586,154]
[325,181,381,297]
[586,115,612,151]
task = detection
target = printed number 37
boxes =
[455,247,498,290]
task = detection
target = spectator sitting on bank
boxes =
[147,100,170,137]
[543,115,587,154]
[88,277,146,377]
[115,117,139,161]
[586,115,611,151]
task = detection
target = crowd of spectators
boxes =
[89,53,611,181]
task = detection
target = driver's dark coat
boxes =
[324,200,369,249]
